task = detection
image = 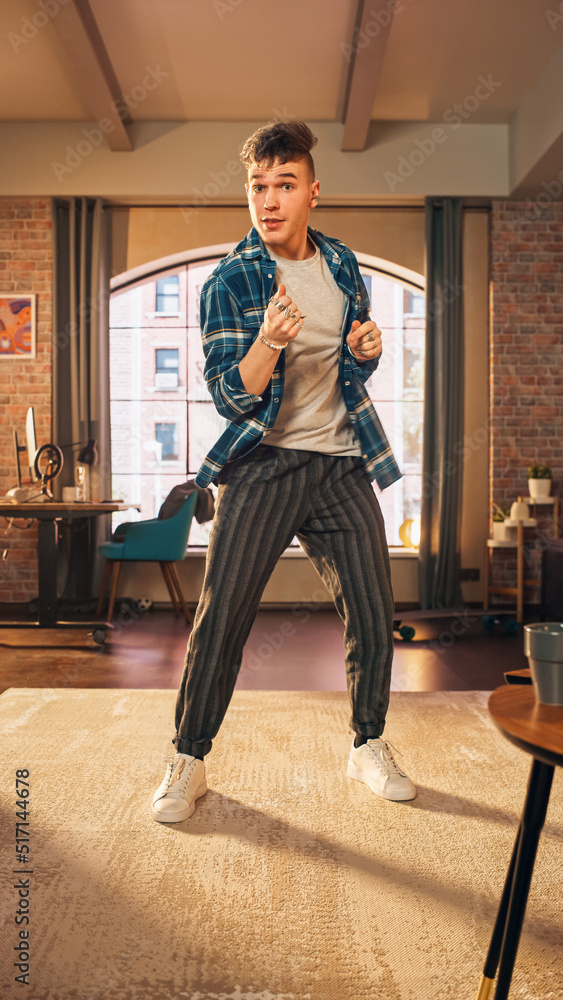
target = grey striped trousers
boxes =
[174,446,394,756]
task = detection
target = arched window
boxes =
[356,254,425,547]
[109,248,424,547]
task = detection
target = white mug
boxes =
[62,487,81,502]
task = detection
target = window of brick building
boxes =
[155,422,179,461]
[155,348,179,390]
[155,275,180,314]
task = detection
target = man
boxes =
[152,121,415,823]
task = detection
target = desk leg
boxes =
[476,758,554,1000]
[37,519,59,627]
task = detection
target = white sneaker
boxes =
[347,738,416,801]
[151,753,207,823]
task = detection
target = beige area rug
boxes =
[1,689,562,1000]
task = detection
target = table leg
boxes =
[476,757,554,1000]
[516,520,523,624]
[476,828,521,999]
[36,518,59,627]
[483,544,490,612]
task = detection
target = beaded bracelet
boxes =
[259,328,286,351]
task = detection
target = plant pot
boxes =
[524,622,563,705]
[528,478,551,499]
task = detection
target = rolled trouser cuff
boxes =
[173,735,212,757]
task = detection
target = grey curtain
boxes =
[52,197,112,597]
[418,198,464,609]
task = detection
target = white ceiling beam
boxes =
[341,0,396,151]
[509,44,563,198]
[50,0,132,151]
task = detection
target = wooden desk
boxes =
[0,501,136,637]
[476,685,563,999]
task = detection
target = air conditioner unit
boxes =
[155,372,179,389]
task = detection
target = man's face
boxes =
[245,157,320,259]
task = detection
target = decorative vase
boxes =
[510,496,529,520]
[528,478,551,499]
[524,622,563,705]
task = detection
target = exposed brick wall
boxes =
[489,199,563,603]
[0,199,52,603]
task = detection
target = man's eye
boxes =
[253,186,263,193]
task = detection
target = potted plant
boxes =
[492,503,511,540]
[527,463,552,499]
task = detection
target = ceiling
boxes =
[1,0,562,198]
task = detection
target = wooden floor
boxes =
[0,606,529,696]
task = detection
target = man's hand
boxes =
[347,319,382,363]
[262,283,303,347]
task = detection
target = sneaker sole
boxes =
[347,761,416,801]
[151,778,208,823]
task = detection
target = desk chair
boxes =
[96,493,198,623]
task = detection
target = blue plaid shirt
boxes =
[194,226,401,491]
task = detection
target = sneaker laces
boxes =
[161,753,195,795]
[366,739,405,776]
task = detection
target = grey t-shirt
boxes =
[264,245,361,457]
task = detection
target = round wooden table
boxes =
[476,685,563,999]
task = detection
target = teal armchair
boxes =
[96,492,198,623]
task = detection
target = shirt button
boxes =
[267,274,273,278]
[363,454,368,460]
[274,397,279,402]
[344,381,351,386]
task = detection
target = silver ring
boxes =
[366,330,374,342]
[283,306,295,320]
[275,301,286,313]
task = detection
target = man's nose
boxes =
[264,189,279,210]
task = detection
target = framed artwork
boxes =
[0,294,36,358]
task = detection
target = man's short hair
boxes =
[240,121,318,181]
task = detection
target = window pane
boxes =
[359,265,425,546]
[155,275,179,313]
[155,348,179,373]
[187,328,208,401]
[188,402,227,473]
[155,422,179,461]
[187,261,218,326]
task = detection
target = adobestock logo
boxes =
[8,0,71,53]
[384,74,502,192]
[545,2,563,28]
[50,65,169,182]
[340,0,403,63]
[213,0,245,20]
[512,168,563,229]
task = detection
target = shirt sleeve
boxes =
[200,273,264,420]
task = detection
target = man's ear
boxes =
[310,181,320,207]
